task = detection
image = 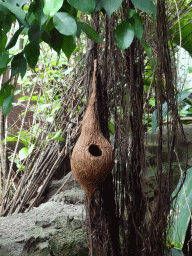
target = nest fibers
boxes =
[71,61,114,200]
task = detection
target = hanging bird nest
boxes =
[71,60,114,200]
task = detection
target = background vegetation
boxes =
[0,0,192,255]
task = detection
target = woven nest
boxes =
[71,62,114,200]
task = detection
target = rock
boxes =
[42,171,83,204]
[0,201,87,256]
[48,188,85,205]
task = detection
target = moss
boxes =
[49,222,88,256]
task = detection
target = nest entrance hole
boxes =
[88,144,102,157]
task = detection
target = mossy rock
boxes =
[49,218,88,256]
[21,216,88,256]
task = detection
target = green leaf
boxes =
[29,0,48,26]
[43,0,63,17]
[5,136,18,142]
[62,35,76,60]
[129,13,143,40]
[108,121,115,134]
[166,248,184,256]
[0,30,7,50]
[114,21,134,50]
[0,50,9,69]
[6,26,24,50]
[31,96,44,103]
[2,14,14,34]
[127,8,136,19]
[47,129,65,141]
[0,2,29,27]
[67,0,95,13]
[28,22,41,46]
[41,30,52,45]
[77,22,103,44]
[131,0,156,17]
[0,6,9,16]
[25,11,36,27]
[95,0,122,16]
[95,0,103,11]
[61,1,77,18]
[149,98,155,107]
[49,28,64,54]
[0,83,14,106]
[11,52,27,78]
[19,95,41,102]
[28,145,34,154]
[177,91,192,103]
[76,24,82,38]
[15,0,29,7]
[141,39,155,66]
[18,130,31,146]
[141,39,151,56]
[43,16,55,33]
[24,43,40,69]
[2,95,14,116]
[188,67,192,73]
[19,147,28,161]
[102,0,122,17]
[5,0,29,7]
[168,168,192,249]
[0,67,7,76]
[53,12,77,36]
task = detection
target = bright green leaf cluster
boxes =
[0,0,152,113]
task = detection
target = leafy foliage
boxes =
[0,0,159,115]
